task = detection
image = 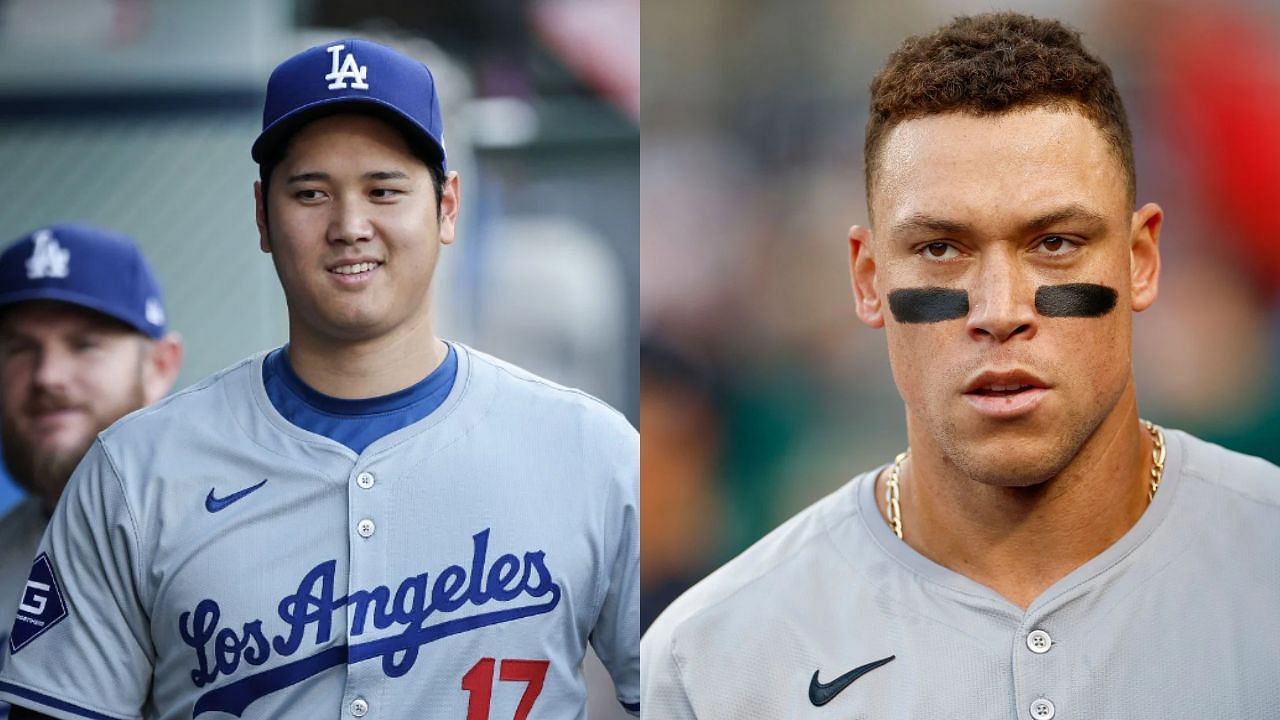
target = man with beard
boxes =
[0,224,182,712]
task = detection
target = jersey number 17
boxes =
[461,658,549,720]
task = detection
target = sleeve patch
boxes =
[9,553,69,654]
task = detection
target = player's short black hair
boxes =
[865,12,1135,210]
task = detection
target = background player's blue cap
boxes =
[252,38,447,170]
[0,224,167,339]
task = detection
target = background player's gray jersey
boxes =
[642,429,1280,719]
[0,343,639,720]
[0,496,45,720]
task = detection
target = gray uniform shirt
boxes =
[642,429,1280,719]
[0,496,44,720]
[0,497,44,645]
[0,344,639,719]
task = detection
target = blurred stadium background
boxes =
[0,0,636,716]
[641,0,1280,631]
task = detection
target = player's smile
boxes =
[326,257,384,287]
[25,406,89,440]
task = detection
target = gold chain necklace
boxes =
[885,420,1166,540]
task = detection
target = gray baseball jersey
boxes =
[642,428,1280,719]
[0,343,639,719]
[0,496,46,720]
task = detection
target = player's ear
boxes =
[850,225,885,328]
[254,181,271,253]
[437,171,461,246]
[1129,202,1161,312]
[141,332,184,404]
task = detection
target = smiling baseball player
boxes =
[0,39,638,720]
[641,12,1280,719]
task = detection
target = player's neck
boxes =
[285,313,447,399]
[879,384,1153,610]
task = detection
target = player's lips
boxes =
[25,407,88,434]
[962,369,1049,418]
[326,258,384,285]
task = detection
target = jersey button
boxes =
[356,472,375,489]
[357,519,376,538]
[1030,697,1055,720]
[350,697,369,717]
[1026,629,1052,654]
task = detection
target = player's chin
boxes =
[313,308,399,341]
[964,456,1058,488]
[947,424,1072,487]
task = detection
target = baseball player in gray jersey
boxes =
[0,225,182,720]
[0,39,638,720]
[643,12,1280,719]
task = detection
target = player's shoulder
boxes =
[1171,427,1280,507]
[456,342,634,433]
[643,472,871,657]
[98,353,259,444]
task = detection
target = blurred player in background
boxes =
[1,38,637,720]
[642,12,1280,718]
[0,224,182,719]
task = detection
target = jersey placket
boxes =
[1012,610,1068,720]
[344,461,388,718]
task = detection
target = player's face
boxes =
[851,108,1161,485]
[0,302,149,506]
[257,113,459,347]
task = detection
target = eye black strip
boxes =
[887,287,969,323]
[1034,283,1117,318]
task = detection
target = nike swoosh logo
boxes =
[808,655,895,707]
[205,479,269,513]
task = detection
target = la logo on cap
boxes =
[25,229,70,280]
[326,44,368,90]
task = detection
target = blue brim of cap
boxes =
[0,288,163,339]
[250,97,446,169]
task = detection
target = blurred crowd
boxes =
[640,0,1280,629]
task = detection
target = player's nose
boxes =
[326,196,374,246]
[965,254,1037,343]
[31,343,75,391]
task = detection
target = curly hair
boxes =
[865,12,1135,209]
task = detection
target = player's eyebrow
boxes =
[889,203,1109,239]
[366,170,410,181]
[889,214,970,238]
[285,171,329,184]
[1022,204,1109,235]
[284,170,412,183]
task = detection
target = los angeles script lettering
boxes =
[178,528,559,686]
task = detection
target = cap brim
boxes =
[251,98,446,169]
[0,288,162,338]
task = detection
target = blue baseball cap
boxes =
[0,224,167,339]
[252,38,447,170]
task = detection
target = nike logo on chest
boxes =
[808,655,895,707]
[205,479,269,513]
